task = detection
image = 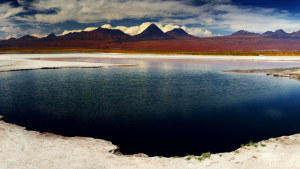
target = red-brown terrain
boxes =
[2,23,300,51]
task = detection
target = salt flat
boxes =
[1,53,300,73]
[0,53,136,72]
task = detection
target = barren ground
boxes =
[1,117,300,169]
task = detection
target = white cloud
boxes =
[84,27,98,31]
[1,26,22,34]
[16,0,200,24]
[209,5,300,33]
[1,26,22,39]
[60,29,83,35]
[0,26,47,39]
[160,4,300,33]
[200,0,232,3]
[182,27,214,37]
[5,34,17,39]
[0,2,24,26]
[52,27,61,32]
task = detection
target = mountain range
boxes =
[230,29,300,38]
[2,23,300,51]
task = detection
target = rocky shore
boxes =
[1,115,300,169]
[223,66,300,81]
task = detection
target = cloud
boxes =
[0,26,22,39]
[60,30,82,35]
[84,27,98,31]
[160,4,300,33]
[16,0,200,24]
[60,24,150,36]
[0,26,47,39]
[196,0,231,3]
[1,26,22,34]
[181,26,215,37]
[5,34,16,39]
[0,2,24,26]
[209,5,300,33]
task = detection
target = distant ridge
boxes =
[19,35,38,40]
[55,27,130,41]
[266,29,290,38]
[231,30,258,36]
[231,29,298,38]
[7,38,17,40]
[94,27,127,36]
[291,30,300,36]
[263,31,273,35]
[133,23,174,40]
[273,29,287,35]
[64,32,79,36]
[46,33,56,38]
[166,28,193,38]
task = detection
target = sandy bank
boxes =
[1,116,300,169]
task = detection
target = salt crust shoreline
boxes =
[2,53,300,72]
[1,116,300,169]
[1,53,300,168]
[2,53,300,73]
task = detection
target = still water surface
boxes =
[1,58,300,157]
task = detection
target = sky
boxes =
[1,0,300,39]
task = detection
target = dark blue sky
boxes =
[1,0,300,39]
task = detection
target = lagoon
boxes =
[1,56,300,157]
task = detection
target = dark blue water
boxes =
[1,59,300,157]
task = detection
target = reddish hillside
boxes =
[112,37,300,51]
